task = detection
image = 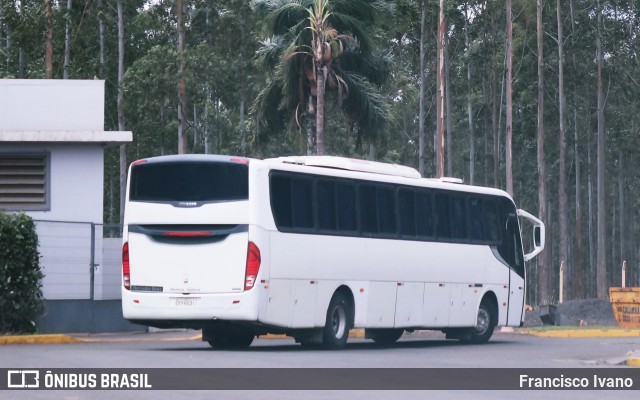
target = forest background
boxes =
[1,0,638,306]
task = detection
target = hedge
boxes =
[0,212,44,334]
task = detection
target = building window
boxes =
[0,154,49,211]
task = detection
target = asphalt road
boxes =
[1,330,639,400]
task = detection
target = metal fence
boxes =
[34,220,123,301]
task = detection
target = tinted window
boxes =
[483,199,500,243]
[398,188,416,236]
[317,180,337,230]
[130,161,248,202]
[270,174,292,228]
[415,190,434,237]
[377,186,396,234]
[450,196,467,240]
[434,193,450,239]
[360,185,377,234]
[291,178,313,229]
[336,183,357,231]
[468,197,484,241]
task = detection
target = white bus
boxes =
[122,155,544,349]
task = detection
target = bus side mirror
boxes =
[534,226,542,248]
[517,209,545,262]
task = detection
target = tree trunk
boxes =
[98,0,105,78]
[63,0,72,79]
[418,0,426,176]
[505,0,513,196]
[619,151,625,286]
[536,0,548,302]
[316,64,325,156]
[117,0,126,225]
[573,108,585,298]
[557,0,569,300]
[569,0,585,299]
[18,0,24,78]
[45,0,53,79]
[491,17,499,187]
[596,0,607,299]
[445,33,452,177]
[436,0,445,178]
[177,0,187,154]
[464,3,475,185]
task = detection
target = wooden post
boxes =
[622,260,627,288]
[559,261,565,303]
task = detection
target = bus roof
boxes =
[266,156,422,179]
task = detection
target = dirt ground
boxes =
[523,298,618,327]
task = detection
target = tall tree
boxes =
[117,0,126,224]
[63,0,72,79]
[464,2,475,185]
[557,0,568,300]
[418,0,427,176]
[596,0,607,299]
[505,0,513,196]
[436,0,445,178]
[536,0,548,302]
[45,0,53,79]
[177,0,187,154]
[255,0,391,156]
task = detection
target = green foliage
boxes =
[0,212,44,334]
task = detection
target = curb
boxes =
[1,329,367,345]
[625,358,640,367]
[0,334,82,345]
[521,329,640,338]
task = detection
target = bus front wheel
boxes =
[322,292,352,349]
[464,300,497,344]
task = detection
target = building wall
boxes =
[0,79,104,131]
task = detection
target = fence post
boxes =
[90,222,95,301]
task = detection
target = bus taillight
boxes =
[245,242,261,290]
[122,242,131,290]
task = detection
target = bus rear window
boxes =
[129,161,248,203]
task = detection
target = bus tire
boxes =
[464,300,497,344]
[206,328,254,350]
[367,328,404,345]
[322,292,352,349]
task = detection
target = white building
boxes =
[0,79,134,332]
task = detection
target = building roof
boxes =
[0,130,132,146]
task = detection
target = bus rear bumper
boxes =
[121,289,260,322]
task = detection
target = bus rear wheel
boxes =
[366,328,404,345]
[322,292,352,349]
[204,327,254,350]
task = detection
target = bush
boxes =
[0,212,44,334]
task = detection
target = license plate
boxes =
[173,297,199,306]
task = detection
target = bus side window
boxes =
[291,178,313,229]
[415,190,433,238]
[483,199,500,243]
[336,182,357,232]
[450,196,467,240]
[359,184,378,234]
[377,186,396,235]
[468,197,484,241]
[270,174,292,228]
[317,180,337,231]
[398,188,416,236]
[434,193,451,240]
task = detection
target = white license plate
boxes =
[173,297,199,306]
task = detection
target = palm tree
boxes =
[254,0,391,155]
